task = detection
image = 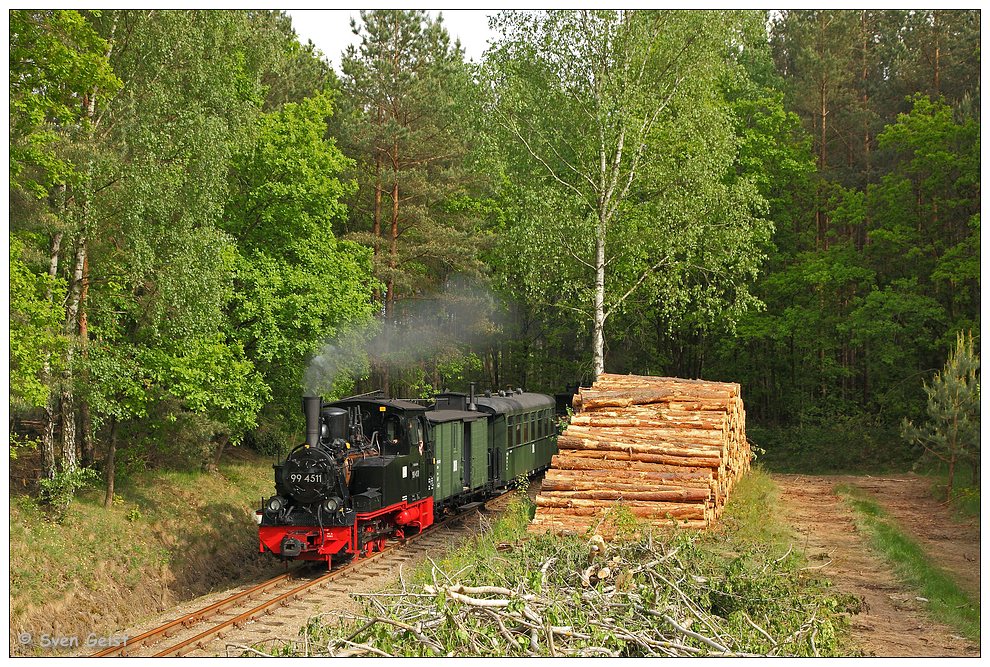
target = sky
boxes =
[286,10,497,71]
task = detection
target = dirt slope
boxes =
[774,473,979,657]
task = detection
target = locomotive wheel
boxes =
[375,537,387,552]
[363,540,374,557]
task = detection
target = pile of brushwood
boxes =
[249,489,858,657]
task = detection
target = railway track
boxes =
[90,498,503,657]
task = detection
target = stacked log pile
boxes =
[530,373,750,534]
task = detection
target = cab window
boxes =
[406,417,424,456]
[381,414,402,452]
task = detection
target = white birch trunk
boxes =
[59,234,88,473]
[592,215,607,379]
[40,231,63,478]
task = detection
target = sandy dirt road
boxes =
[774,473,980,657]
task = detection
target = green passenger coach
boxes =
[473,390,556,486]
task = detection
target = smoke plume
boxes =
[303,276,503,396]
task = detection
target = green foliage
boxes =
[224,91,375,424]
[9,237,67,408]
[7,8,982,497]
[686,32,980,454]
[837,485,980,640]
[243,424,290,458]
[9,10,373,505]
[141,337,269,442]
[753,422,916,474]
[334,10,489,396]
[483,10,773,378]
[901,331,980,499]
[9,9,120,197]
[339,10,485,283]
[9,433,39,462]
[38,467,100,520]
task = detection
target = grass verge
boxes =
[279,468,860,657]
[835,484,980,641]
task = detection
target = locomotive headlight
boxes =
[266,496,285,513]
[322,496,341,514]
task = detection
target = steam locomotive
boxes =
[257,387,558,567]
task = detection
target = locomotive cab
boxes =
[346,400,431,512]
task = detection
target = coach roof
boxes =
[474,392,554,417]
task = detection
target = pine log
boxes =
[557,448,722,469]
[558,437,723,464]
[544,467,714,485]
[569,414,727,429]
[564,423,728,445]
[537,488,711,502]
[550,454,710,476]
[541,476,712,493]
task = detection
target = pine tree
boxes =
[901,331,980,500]
[336,10,486,395]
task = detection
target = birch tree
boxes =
[485,10,770,378]
[9,10,120,478]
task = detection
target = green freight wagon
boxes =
[425,409,489,502]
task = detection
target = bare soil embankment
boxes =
[9,449,282,656]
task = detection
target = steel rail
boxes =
[152,505,482,657]
[90,569,303,657]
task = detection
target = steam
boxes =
[303,276,503,396]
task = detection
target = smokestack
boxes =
[468,382,477,411]
[303,396,321,446]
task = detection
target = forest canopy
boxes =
[8,9,981,508]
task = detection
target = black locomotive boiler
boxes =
[258,388,557,567]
